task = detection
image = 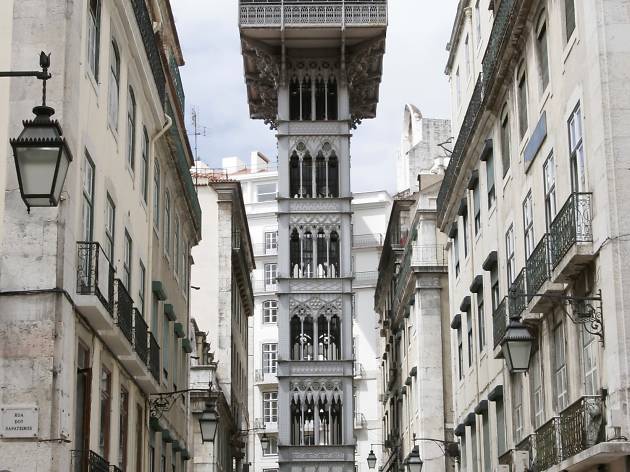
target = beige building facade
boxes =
[440,1,630,471]
[0,1,200,471]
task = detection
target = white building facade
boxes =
[220,153,391,472]
[440,1,630,472]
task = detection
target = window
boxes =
[565,0,576,40]
[139,261,146,316]
[75,344,91,454]
[474,1,481,45]
[135,404,143,472]
[491,266,500,312]
[464,35,471,77]
[164,191,171,257]
[127,87,136,171]
[105,194,115,262]
[263,391,278,423]
[506,225,515,286]
[543,154,557,228]
[569,104,586,192]
[151,294,159,333]
[82,154,95,242]
[123,230,132,291]
[262,439,278,456]
[473,181,481,234]
[174,215,180,277]
[536,13,550,93]
[141,128,149,202]
[119,387,129,470]
[481,410,491,472]
[453,230,460,277]
[523,192,534,259]
[486,152,495,208]
[517,69,528,139]
[553,319,569,411]
[257,183,277,202]
[500,108,511,176]
[496,397,507,455]
[265,231,278,254]
[466,311,473,367]
[581,326,599,396]
[108,40,120,130]
[163,314,170,379]
[457,327,463,380]
[98,366,112,458]
[471,422,478,472]
[87,0,101,80]
[262,343,277,374]
[153,160,160,229]
[477,296,485,351]
[455,67,461,106]
[530,347,545,428]
[264,263,277,290]
[263,300,277,323]
[512,374,524,442]
[462,210,469,257]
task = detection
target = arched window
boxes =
[263,300,277,323]
[126,86,136,170]
[108,40,120,130]
[290,314,314,360]
[327,76,338,120]
[291,397,315,445]
[164,191,171,257]
[290,229,300,277]
[289,76,301,121]
[315,153,326,197]
[303,230,313,278]
[328,154,339,197]
[315,76,326,120]
[318,314,341,360]
[290,152,300,197]
[329,230,340,277]
[535,11,550,93]
[302,154,313,198]
[317,230,327,276]
[331,398,343,444]
[301,75,312,121]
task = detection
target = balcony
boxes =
[353,233,383,248]
[508,269,526,318]
[253,279,277,293]
[533,417,561,471]
[168,53,185,113]
[410,244,448,268]
[70,449,109,472]
[549,193,594,282]
[130,0,165,104]
[354,271,378,287]
[525,235,565,315]
[148,332,160,382]
[354,412,367,429]
[492,297,508,351]
[75,242,115,331]
[101,279,134,356]
[559,396,605,460]
[256,418,278,433]
[239,1,388,28]
[255,368,278,385]
[353,362,366,379]
[253,243,278,257]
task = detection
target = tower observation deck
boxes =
[239,2,387,471]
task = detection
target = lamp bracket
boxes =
[509,289,604,343]
[411,435,460,458]
[150,388,207,419]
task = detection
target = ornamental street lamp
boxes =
[500,315,535,374]
[1,52,73,212]
[260,433,270,451]
[199,403,220,443]
[367,449,377,469]
[403,445,423,472]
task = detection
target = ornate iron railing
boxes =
[239,1,387,27]
[436,75,484,225]
[149,332,160,382]
[550,193,593,269]
[560,395,605,460]
[134,308,149,365]
[114,279,134,345]
[534,417,561,471]
[169,53,185,112]
[76,242,115,314]
[526,234,551,301]
[70,450,110,472]
[130,0,166,104]
[353,233,383,248]
[508,269,527,317]
[354,271,379,286]
[411,244,448,266]
[481,0,519,93]
[492,297,508,349]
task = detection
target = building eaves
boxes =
[445,0,468,75]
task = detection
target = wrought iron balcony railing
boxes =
[76,242,115,314]
[559,395,605,460]
[481,0,519,93]
[533,417,561,471]
[114,279,134,345]
[411,244,448,267]
[508,269,527,317]
[353,233,384,248]
[492,297,508,349]
[169,53,185,113]
[354,271,379,286]
[253,243,278,256]
[133,308,149,366]
[148,332,160,382]
[549,192,593,269]
[130,0,166,104]
[253,279,277,293]
[526,234,551,301]
[71,449,109,472]
[239,1,388,27]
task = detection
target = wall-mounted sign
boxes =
[0,406,38,438]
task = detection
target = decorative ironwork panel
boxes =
[526,235,550,300]
[550,193,592,269]
[169,53,185,112]
[134,308,149,365]
[76,242,114,314]
[560,395,605,460]
[149,332,160,382]
[508,269,526,317]
[492,297,508,349]
[534,417,561,471]
[115,279,134,345]
[481,0,518,93]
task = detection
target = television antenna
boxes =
[189,106,208,189]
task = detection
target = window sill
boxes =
[538,86,552,115]
[86,71,99,100]
[108,123,119,146]
[562,31,579,66]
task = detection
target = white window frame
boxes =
[262,343,277,374]
[123,230,132,291]
[87,0,101,81]
[105,194,115,262]
[108,40,120,131]
[265,231,278,254]
[263,300,277,323]
[506,225,516,286]
[263,391,278,423]
[256,183,277,203]
[523,192,534,259]
[264,263,277,291]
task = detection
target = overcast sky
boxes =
[171,0,458,192]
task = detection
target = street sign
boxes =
[0,406,38,438]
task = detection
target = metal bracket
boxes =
[149,388,207,420]
[509,289,604,343]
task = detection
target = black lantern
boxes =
[367,449,377,470]
[404,446,423,472]
[260,433,270,451]
[199,404,220,443]
[500,316,535,373]
[10,105,72,211]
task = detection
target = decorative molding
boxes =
[239,4,387,28]
[288,199,348,213]
[289,213,342,226]
[289,135,340,159]
[289,278,344,293]
[284,121,349,136]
